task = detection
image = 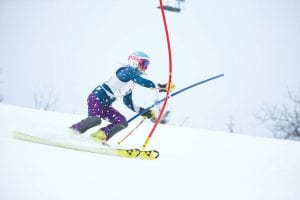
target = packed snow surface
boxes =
[0,104,300,200]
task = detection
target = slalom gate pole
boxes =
[127,73,224,124]
[140,0,173,150]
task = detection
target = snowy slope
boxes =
[0,103,300,200]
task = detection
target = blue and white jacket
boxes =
[92,65,156,112]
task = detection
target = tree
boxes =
[226,115,235,133]
[151,110,171,124]
[255,89,300,140]
[34,87,57,111]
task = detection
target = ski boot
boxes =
[90,129,107,143]
[70,116,101,134]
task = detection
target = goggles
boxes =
[138,59,150,70]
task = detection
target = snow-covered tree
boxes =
[255,89,300,140]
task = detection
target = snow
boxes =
[0,103,300,200]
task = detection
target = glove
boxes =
[139,107,156,119]
[157,82,175,93]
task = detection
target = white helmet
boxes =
[128,51,150,70]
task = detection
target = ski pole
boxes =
[140,73,224,150]
[117,119,146,145]
[127,73,224,124]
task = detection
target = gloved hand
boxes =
[139,107,156,119]
[157,82,175,92]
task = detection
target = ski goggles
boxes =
[138,59,150,70]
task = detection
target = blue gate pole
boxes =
[127,73,224,123]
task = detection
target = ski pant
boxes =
[87,92,128,139]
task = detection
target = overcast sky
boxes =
[1,0,299,138]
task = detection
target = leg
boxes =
[70,94,102,133]
[70,116,101,133]
[100,106,128,140]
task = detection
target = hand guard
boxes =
[157,82,175,93]
[139,107,156,119]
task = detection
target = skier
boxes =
[70,51,174,142]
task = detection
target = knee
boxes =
[120,121,128,128]
[117,115,128,128]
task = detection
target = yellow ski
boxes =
[14,131,147,159]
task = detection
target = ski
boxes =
[14,131,159,160]
[138,150,159,160]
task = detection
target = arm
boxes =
[130,74,156,88]
[123,91,155,119]
[117,67,156,88]
[123,90,140,113]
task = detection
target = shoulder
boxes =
[117,65,139,74]
[116,65,141,81]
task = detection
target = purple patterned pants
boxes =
[87,93,127,137]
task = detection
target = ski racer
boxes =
[70,51,174,142]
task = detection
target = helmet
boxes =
[128,51,150,71]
